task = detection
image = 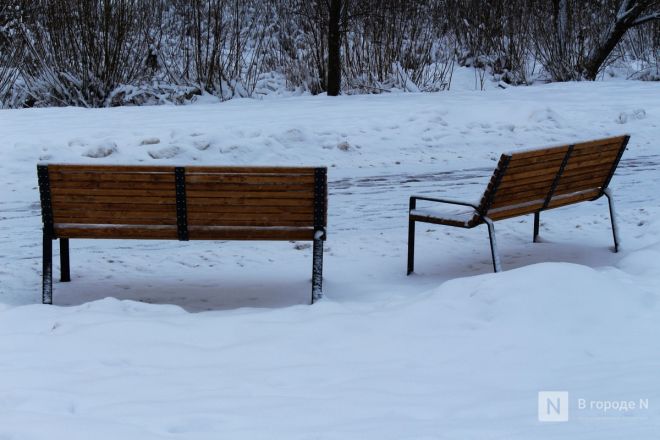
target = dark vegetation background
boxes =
[0,0,658,108]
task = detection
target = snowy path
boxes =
[1,82,660,438]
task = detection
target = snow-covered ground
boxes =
[1,81,659,438]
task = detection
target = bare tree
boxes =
[583,0,660,79]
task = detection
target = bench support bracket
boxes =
[484,217,501,272]
[42,232,53,304]
[60,238,71,282]
[603,188,619,253]
[533,212,540,243]
[312,230,324,303]
[407,197,417,275]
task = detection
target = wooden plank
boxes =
[50,180,175,190]
[506,156,566,172]
[554,178,608,194]
[52,195,175,205]
[497,171,558,190]
[555,168,611,188]
[487,201,545,220]
[185,174,315,185]
[186,205,313,215]
[490,188,553,208]
[53,216,176,226]
[51,188,175,197]
[53,209,175,220]
[50,172,174,183]
[187,226,315,241]
[506,145,569,160]
[186,166,317,174]
[53,202,176,212]
[188,219,313,227]
[186,190,313,199]
[186,197,314,207]
[569,141,623,158]
[499,165,561,183]
[185,183,314,192]
[563,155,620,172]
[572,136,627,150]
[187,211,312,221]
[48,164,175,173]
[54,225,178,239]
[546,189,601,209]
[507,148,568,164]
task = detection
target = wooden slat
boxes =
[187,226,315,241]
[54,216,176,226]
[53,202,176,212]
[50,180,175,190]
[186,205,313,215]
[187,212,312,221]
[547,189,601,209]
[51,188,175,197]
[505,145,568,160]
[490,187,553,208]
[487,201,545,220]
[506,149,568,167]
[562,153,621,172]
[52,195,175,205]
[186,190,313,199]
[188,219,313,227]
[53,208,175,219]
[50,172,174,183]
[499,165,562,184]
[186,197,313,207]
[185,166,316,174]
[54,225,178,239]
[505,156,565,172]
[185,174,315,184]
[185,183,314,192]
[48,164,175,173]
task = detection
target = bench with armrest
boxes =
[407,135,630,273]
[37,164,327,304]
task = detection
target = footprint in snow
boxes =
[148,146,180,159]
[83,141,117,158]
[140,137,160,145]
[616,108,646,124]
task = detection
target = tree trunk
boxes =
[583,0,659,80]
[583,20,630,80]
[326,0,342,96]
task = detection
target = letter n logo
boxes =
[538,391,569,422]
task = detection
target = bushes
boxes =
[1,0,658,108]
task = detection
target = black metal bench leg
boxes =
[311,232,324,303]
[43,233,53,304]
[407,218,416,275]
[533,212,540,243]
[603,188,619,252]
[60,238,71,282]
[484,217,501,272]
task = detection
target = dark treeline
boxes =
[0,0,658,108]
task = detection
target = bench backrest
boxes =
[477,135,629,221]
[38,165,327,241]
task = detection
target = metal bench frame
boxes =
[407,135,629,274]
[37,165,327,305]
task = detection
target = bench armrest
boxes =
[409,195,480,212]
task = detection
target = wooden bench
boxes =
[37,164,328,305]
[407,135,630,273]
